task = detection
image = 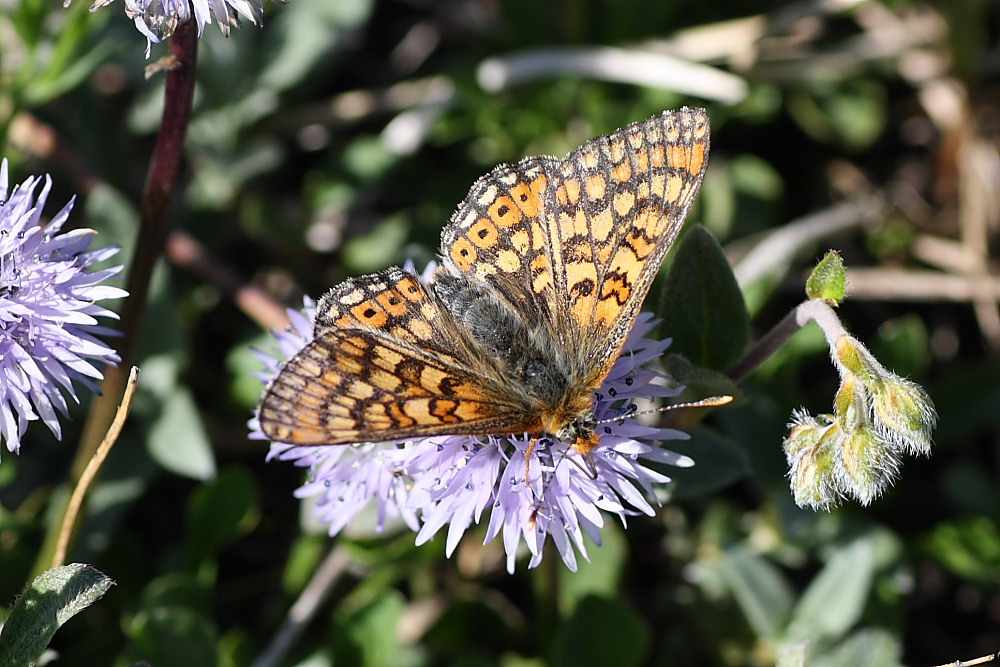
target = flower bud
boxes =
[835,335,936,456]
[870,376,936,456]
[837,423,899,506]
[784,411,841,510]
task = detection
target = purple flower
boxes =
[0,160,127,457]
[252,262,693,572]
[68,0,268,46]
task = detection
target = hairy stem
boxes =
[727,298,848,384]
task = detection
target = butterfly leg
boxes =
[524,436,538,485]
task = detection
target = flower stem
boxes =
[74,23,199,479]
[252,546,355,667]
[727,298,848,384]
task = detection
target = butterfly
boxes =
[258,107,710,473]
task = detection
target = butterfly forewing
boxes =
[438,108,709,384]
[439,157,564,338]
[549,108,710,375]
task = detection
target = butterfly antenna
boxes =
[595,395,733,426]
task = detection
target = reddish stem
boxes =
[75,23,199,477]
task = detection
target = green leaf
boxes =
[810,629,903,667]
[229,333,278,410]
[923,516,1000,583]
[716,547,794,640]
[343,136,400,180]
[787,79,887,151]
[7,0,47,51]
[218,628,256,667]
[663,354,744,407]
[658,225,749,371]
[333,591,406,667]
[259,0,375,92]
[805,251,847,302]
[699,153,785,264]
[28,40,114,106]
[148,387,217,481]
[282,534,329,594]
[786,536,875,642]
[0,564,114,667]
[557,524,626,612]
[187,468,260,565]
[666,424,749,498]
[121,575,217,664]
[424,599,514,653]
[82,184,141,265]
[138,574,211,612]
[125,606,218,666]
[551,596,651,667]
[342,214,410,273]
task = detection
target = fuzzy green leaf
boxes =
[0,564,114,667]
[552,596,651,667]
[658,226,749,371]
[716,547,794,640]
[787,536,875,641]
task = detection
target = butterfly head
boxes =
[554,414,599,454]
[536,383,594,439]
[525,402,601,481]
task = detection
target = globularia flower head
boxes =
[67,0,267,46]
[251,262,694,572]
[0,160,127,456]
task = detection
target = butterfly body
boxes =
[259,108,710,464]
[431,269,595,436]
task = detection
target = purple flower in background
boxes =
[67,0,267,45]
[252,263,693,572]
[0,160,127,457]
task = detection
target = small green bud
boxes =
[833,374,868,431]
[784,409,830,459]
[805,250,847,303]
[834,335,875,384]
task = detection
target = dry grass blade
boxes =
[52,367,140,569]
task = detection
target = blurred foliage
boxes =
[1,0,1000,665]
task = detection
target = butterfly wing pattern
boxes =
[258,268,539,445]
[259,107,710,458]
[438,107,710,405]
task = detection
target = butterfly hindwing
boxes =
[259,268,539,444]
